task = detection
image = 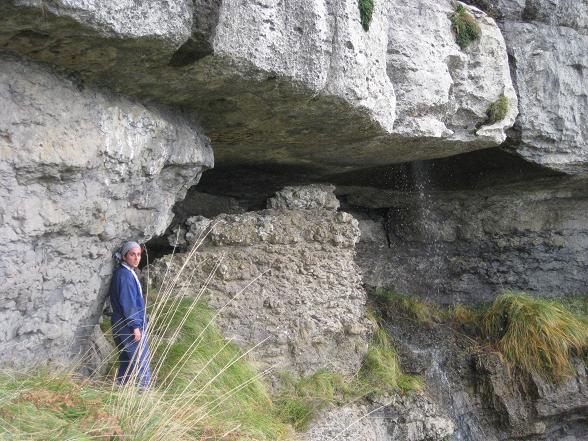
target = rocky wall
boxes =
[0,55,213,367]
[382,310,588,441]
[150,185,372,376]
[341,175,588,303]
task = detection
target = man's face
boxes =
[123,247,142,268]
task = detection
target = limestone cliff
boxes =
[0,55,213,366]
[0,1,587,440]
[1,0,517,172]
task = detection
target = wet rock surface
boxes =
[0,54,213,367]
[342,175,588,303]
[383,313,588,441]
[151,185,372,376]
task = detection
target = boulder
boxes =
[151,186,371,376]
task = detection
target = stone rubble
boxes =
[304,394,455,441]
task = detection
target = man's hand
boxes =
[133,328,142,342]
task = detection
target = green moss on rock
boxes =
[359,0,374,31]
[486,95,509,124]
[451,3,481,49]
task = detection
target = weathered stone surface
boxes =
[341,175,588,303]
[388,1,518,145]
[503,21,588,174]
[0,55,213,367]
[267,184,340,211]
[467,0,588,174]
[1,0,516,172]
[84,324,115,377]
[474,0,588,32]
[304,394,454,441]
[13,0,193,43]
[475,352,588,439]
[383,310,588,441]
[151,186,371,376]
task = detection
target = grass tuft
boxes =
[274,370,348,431]
[359,328,423,393]
[358,0,375,31]
[373,289,441,325]
[450,3,481,49]
[481,292,588,380]
[485,95,509,124]
[0,370,122,440]
[150,297,288,440]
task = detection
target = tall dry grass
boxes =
[481,292,588,381]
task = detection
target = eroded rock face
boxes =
[471,0,588,174]
[0,55,213,367]
[0,0,516,171]
[383,311,588,441]
[151,185,371,376]
[341,175,588,303]
[388,1,518,144]
[503,21,588,174]
[304,394,454,441]
[475,352,588,439]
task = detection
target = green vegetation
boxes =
[0,294,292,441]
[150,297,289,440]
[0,370,121,440]
[373,289,442,325]
[274,328,422,431]
[359,328,423,392]
[485,95,509,125]
[481,292,588,381]
[274,370,350,431]
[372,289,587,382]
[358,0,375,31]
[0,290,424,439]
[450,3,481,49]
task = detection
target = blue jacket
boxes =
[110,264,146,334]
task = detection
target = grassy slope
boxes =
[1,294,422,440]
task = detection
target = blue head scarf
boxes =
[114,241,141,263]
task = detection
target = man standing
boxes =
[110,241,151,389]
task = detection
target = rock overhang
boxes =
[0,0,518,175]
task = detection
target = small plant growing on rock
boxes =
[451,3,481,49]
[373,289,442,325]
[358,0,375,31]
[360,328,423,392]
[481,292,588,381]
[274,370,349,431]
[485,95,509,124]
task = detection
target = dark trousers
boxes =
[113,329,152,389]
